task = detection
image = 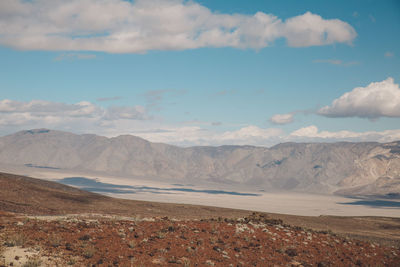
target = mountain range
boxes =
[0,129,399,197]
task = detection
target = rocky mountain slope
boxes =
[0,129,400,196]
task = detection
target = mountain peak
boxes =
[23,129,51,135]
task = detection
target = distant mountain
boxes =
[1,129,399,197]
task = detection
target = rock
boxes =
[206,260,215,266]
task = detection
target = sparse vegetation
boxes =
[49,234,62,247]
[157,231,166,239]
[22,257,41,267]
[0,173,400,266]
[0,215,399,266]
[182,257,191,267]
[67,257,76,265]
[83,245,96,259]
[4,233,26,247]
[128,240,136,248]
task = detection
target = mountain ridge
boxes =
[1,128,400,197]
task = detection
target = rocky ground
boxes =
[1,211,399,267]
[1,173,400,266]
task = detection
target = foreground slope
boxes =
[0,172,249,219]
[0,173,400,266]
[1,129,400,196]
[0,172,400,245]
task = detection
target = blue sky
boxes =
[0,0,399,146]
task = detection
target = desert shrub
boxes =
[22,257,42,267]
[4,233,26,247]
[157,231,166,239]
[182,257,191,267]
[128,240,136,248]
[285,248,298,257]
[83,245,96,259]
[79,234,91,241]
[49,234,62,247]
[67,257,76,265]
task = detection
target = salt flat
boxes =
[2,164,400,217]
[107,190,400,217]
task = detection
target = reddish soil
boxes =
[1,212,399,266]
[1,172,400,266]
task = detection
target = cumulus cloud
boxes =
[0,0,356,53]
[318,78,400,119]
[269,113,294,125]
[283,12,356,47]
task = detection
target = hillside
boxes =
[1,172,400,266]
[1,129,400,196]
[0,172,249,219]
[1,172,400,245]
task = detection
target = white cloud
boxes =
[0,99,101,117]
[124,125,400,147]
[0,99,148,127]
[283,12,356,47]
[218,126,283,143]
[0,0,356,53]
[2,99,400,147]
[134,125,284,147]
[269,113,294,125]
[1,100,400,147]
[103,106,149,120]
[290,125,400,143]
[318,78,400,119]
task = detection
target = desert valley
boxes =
[1,130,400,266]
[1,0,400,266]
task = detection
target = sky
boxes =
[0,0,400,146]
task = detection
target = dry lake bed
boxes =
[2,164,400,218]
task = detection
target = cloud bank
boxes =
[1,98,400,147]
[318,78,400,119]
[0,0,356,53]
[0,99,148,128]
[290,125,400,144]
